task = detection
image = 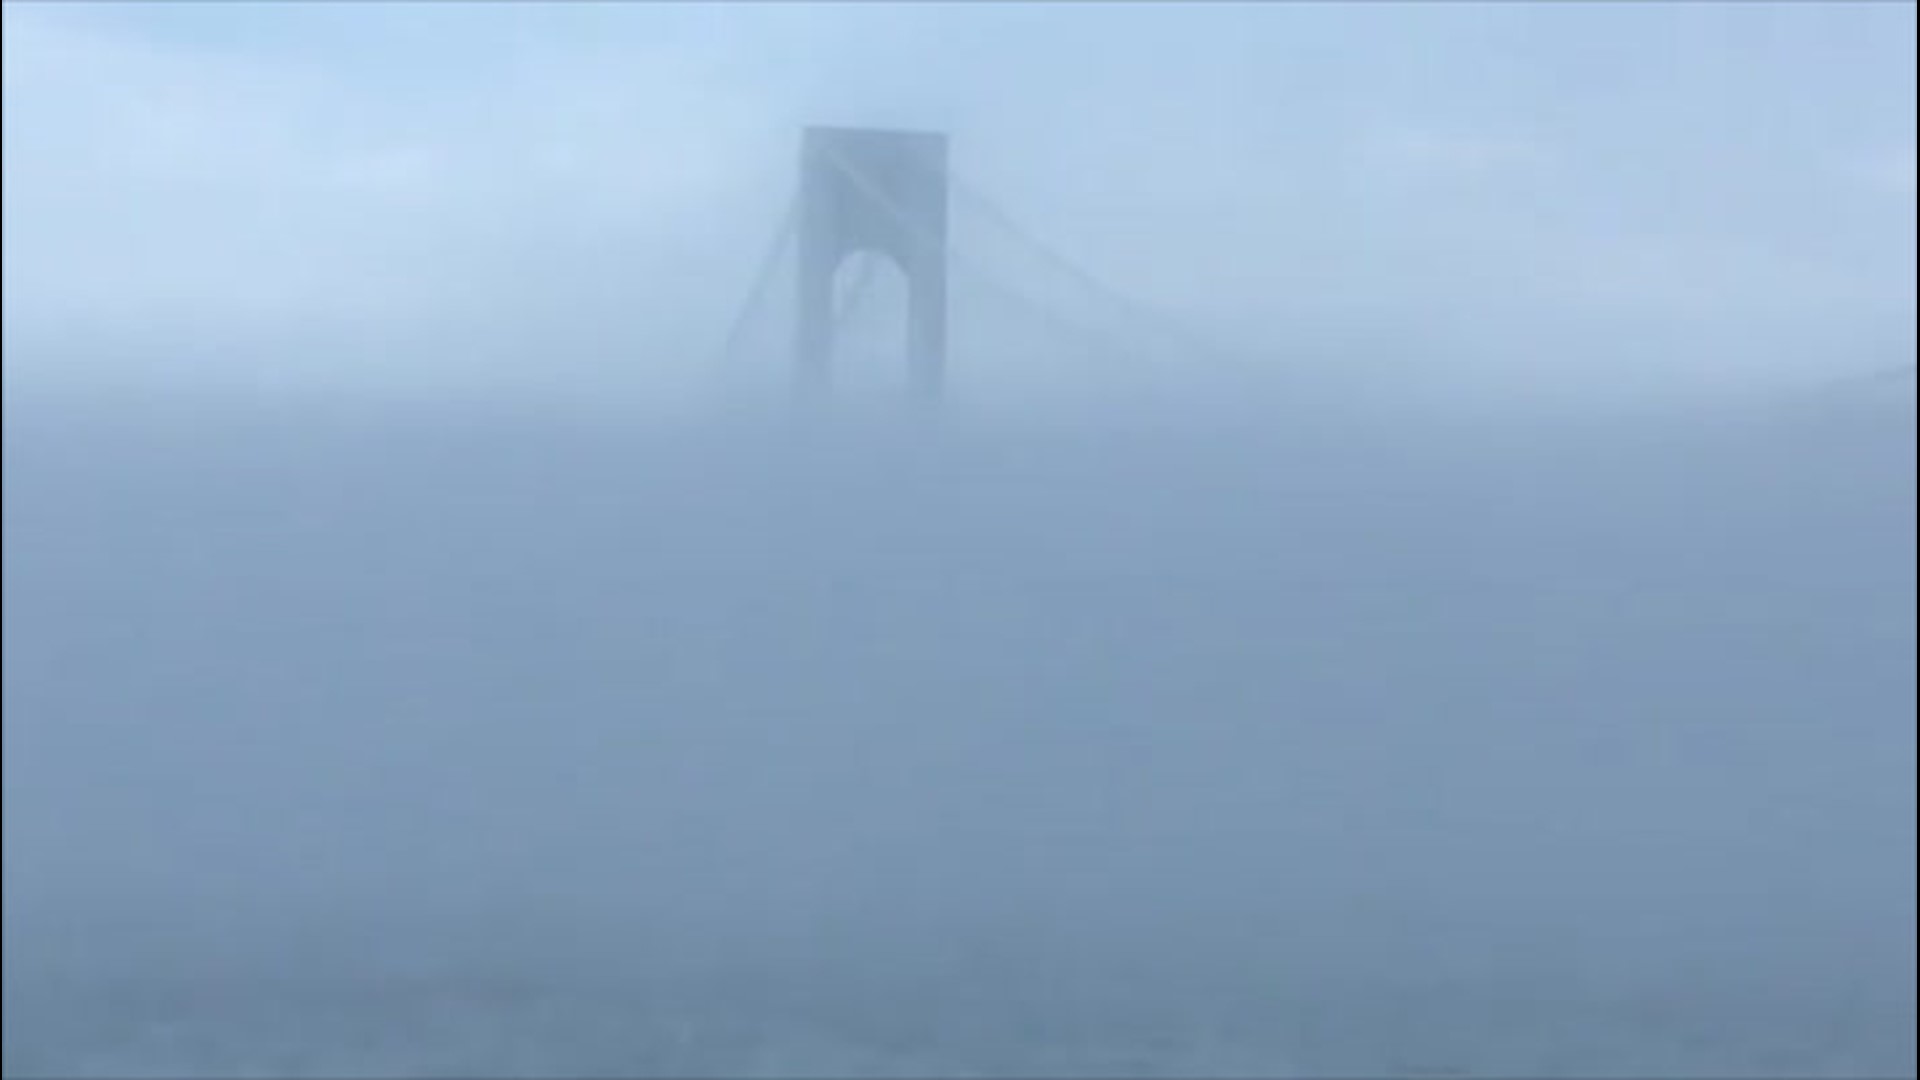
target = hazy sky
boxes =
[3,1,1914,406]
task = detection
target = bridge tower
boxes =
[796,126,949,402]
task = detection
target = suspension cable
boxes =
[814,146,1163,369]
[714,187,799,367]
[946,168,1256,369]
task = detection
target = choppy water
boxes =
[6,965,1915,1078]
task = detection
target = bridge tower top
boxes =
[796,126,950,402]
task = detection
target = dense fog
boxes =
[4,385,1913,1076]
[4,1,1915,1076]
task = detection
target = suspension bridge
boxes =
[714,125,1254,408]
[713,125,1915,414]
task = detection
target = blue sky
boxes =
[2,1,1913,408]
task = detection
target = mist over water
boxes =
[3,0,1915,1073]
[3,383,1913,1077]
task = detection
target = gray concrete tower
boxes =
[795,126,949,402]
